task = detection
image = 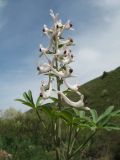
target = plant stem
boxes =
[35,108,46,129]
[69,129,80,155]
[54,34,62,160]
[66,125,72,159]
[68,131,97,160]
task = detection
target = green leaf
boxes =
[58,43,65,48]
[77,123,93,129]
[99,115,111,127]
[36,96,42,108]
[111,110,120,117]
[60,109,74,123]
[50,97,58,103]
[42,106,59,119]
[16,99,34,108]
[90,109,98,123]
[73,108,85,118]
[28,90,34,105]
[73,108,79,116]
[16,98,26,103]
[23,92,31,102]
[79,111,86,118]
[104,124,120,131]
[97,106,114,123]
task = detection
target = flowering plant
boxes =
[16,10,120,160]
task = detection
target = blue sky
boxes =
[0,0,120,111]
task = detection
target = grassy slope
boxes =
[80,66,120,112]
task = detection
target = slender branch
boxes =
[68,131,97,160]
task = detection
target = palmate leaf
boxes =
[16,91,38,109]
[16,99,34,108]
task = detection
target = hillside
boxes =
[80,66,120,112]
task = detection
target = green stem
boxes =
[66,125,72,159]
[69,129,80,155]
[35,108,46,129]
[68,131,97,160]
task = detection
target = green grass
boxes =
[80,66,120,111]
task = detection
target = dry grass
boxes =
[0,149,12,160]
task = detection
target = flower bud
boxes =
[40,93,43,97]
[69,38,73,43]
[37,66,40,71]
[69,68,73,73]
[42,28,45,32]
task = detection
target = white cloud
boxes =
[72,5,120,83]
[92,0,120,8]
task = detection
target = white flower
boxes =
[49,10,73,31]
[50,9,59,24]
[53,47,68,58]
[50,65,73,79]
[59,38,74,47]
[40,81,49,92]
[40,77,53,100]
[39,44,52,63]
[59,52,74,66]
[64,20,74,30]
[39,44,49,54]
[37,63,51,74]
[63,78,81,95]
[42,24,53,38]
[58,91,90,111]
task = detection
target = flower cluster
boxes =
[37,10,90,111]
